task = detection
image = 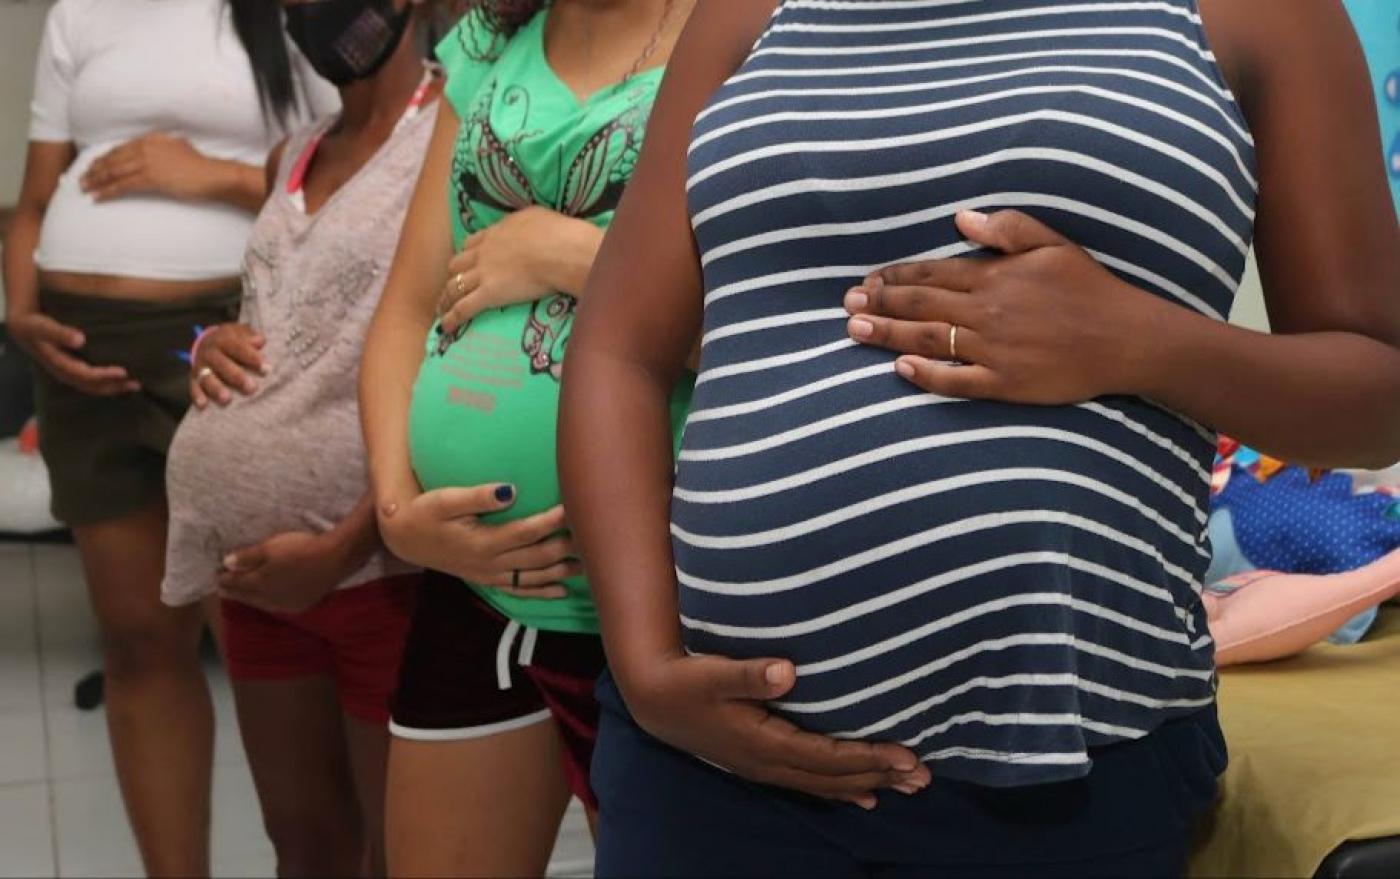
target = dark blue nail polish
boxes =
[495,484,515,503]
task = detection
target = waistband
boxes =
[39,286,242,316]
[39,286,242,334]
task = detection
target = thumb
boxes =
[423,482,517,521]
[956,209,1065,254]
[704,656,796,701]
[224,544,269,573]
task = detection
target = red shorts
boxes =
[221,574,420,724]
[390,571,607,810]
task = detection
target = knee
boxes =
[100,617,200,679]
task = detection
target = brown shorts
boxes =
[33,288,240,527]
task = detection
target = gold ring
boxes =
[949,324,959,361]
[196,366,214,382]
[454,272,467,298]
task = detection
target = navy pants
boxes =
[592,671,1224,878]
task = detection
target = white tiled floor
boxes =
[0,540,594,878]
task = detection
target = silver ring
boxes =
[949,325,959,361]
[196,367,214,382]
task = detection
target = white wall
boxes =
[1,0,49,207]
[1230,251,1269,332]
[1,0,52,314]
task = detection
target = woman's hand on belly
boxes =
[190,322,266,409]
[217,530,353,614]
[378,483,579,599]
[8,311,140,396]
[623,654,930,809]
[846,210,1161,406]
[437,207,603,335]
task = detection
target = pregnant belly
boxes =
[672,343,1216,743]
[408,311,565,523]
[166,394,369,556]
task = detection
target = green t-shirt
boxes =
[408,9,692,633]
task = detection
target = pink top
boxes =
[161,103,437,606]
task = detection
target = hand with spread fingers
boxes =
[80,132,229,202]
[845,209,1166,406]
[377,483,579,600]
[437,206,561,335]
[189,322,268,409]
[621,654,932,810]
[8,311,140,396]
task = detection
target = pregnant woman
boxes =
[560,0,1400,876]
[161,0,439,873]
[1,0,327,872]
[358,0,692,873]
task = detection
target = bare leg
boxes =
[231,675,364,878]
[344,715,392,878]
[73,498,214,878]
[386,719,572,877]
[1207,548,1400,666]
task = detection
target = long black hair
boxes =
[228,0,298,130]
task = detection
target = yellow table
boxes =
[1190,606,1400,878]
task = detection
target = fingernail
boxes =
[381,502,399,518]
[867,273,884,291]
[495,484,515,503]
[259,363,271,375]
[893,783,921,795]
[222,555,238,571]
[856,796,877,811]
[764,663,787,686]
[959,209,989,225]
[849,318,874,339]
[895,360,916,379]
[844,289,868,311]
[892,756,919,772]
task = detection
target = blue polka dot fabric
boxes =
[1214,466,1400,576]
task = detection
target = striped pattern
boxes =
[674,0,1255,786]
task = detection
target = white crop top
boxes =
[30,0,338,281]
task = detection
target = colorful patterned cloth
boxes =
[1208,440,1400,643]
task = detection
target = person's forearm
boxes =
[1132,301,1400,469]
[360,298,433,506]
[558,347,689,694]
[2,208,44,320]
[534,214,605,297]
[201,158,268,212]
[325,493,380,574]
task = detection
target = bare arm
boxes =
[3,141,72,323]
[360,103,459,509]
[559,1,925,806]
[1142,0,1400,467]
[2,140,139,395]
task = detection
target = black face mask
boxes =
[284,0,411,86]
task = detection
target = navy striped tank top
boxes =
[674,0,1257,787]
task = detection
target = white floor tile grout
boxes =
[28,544,63,876]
